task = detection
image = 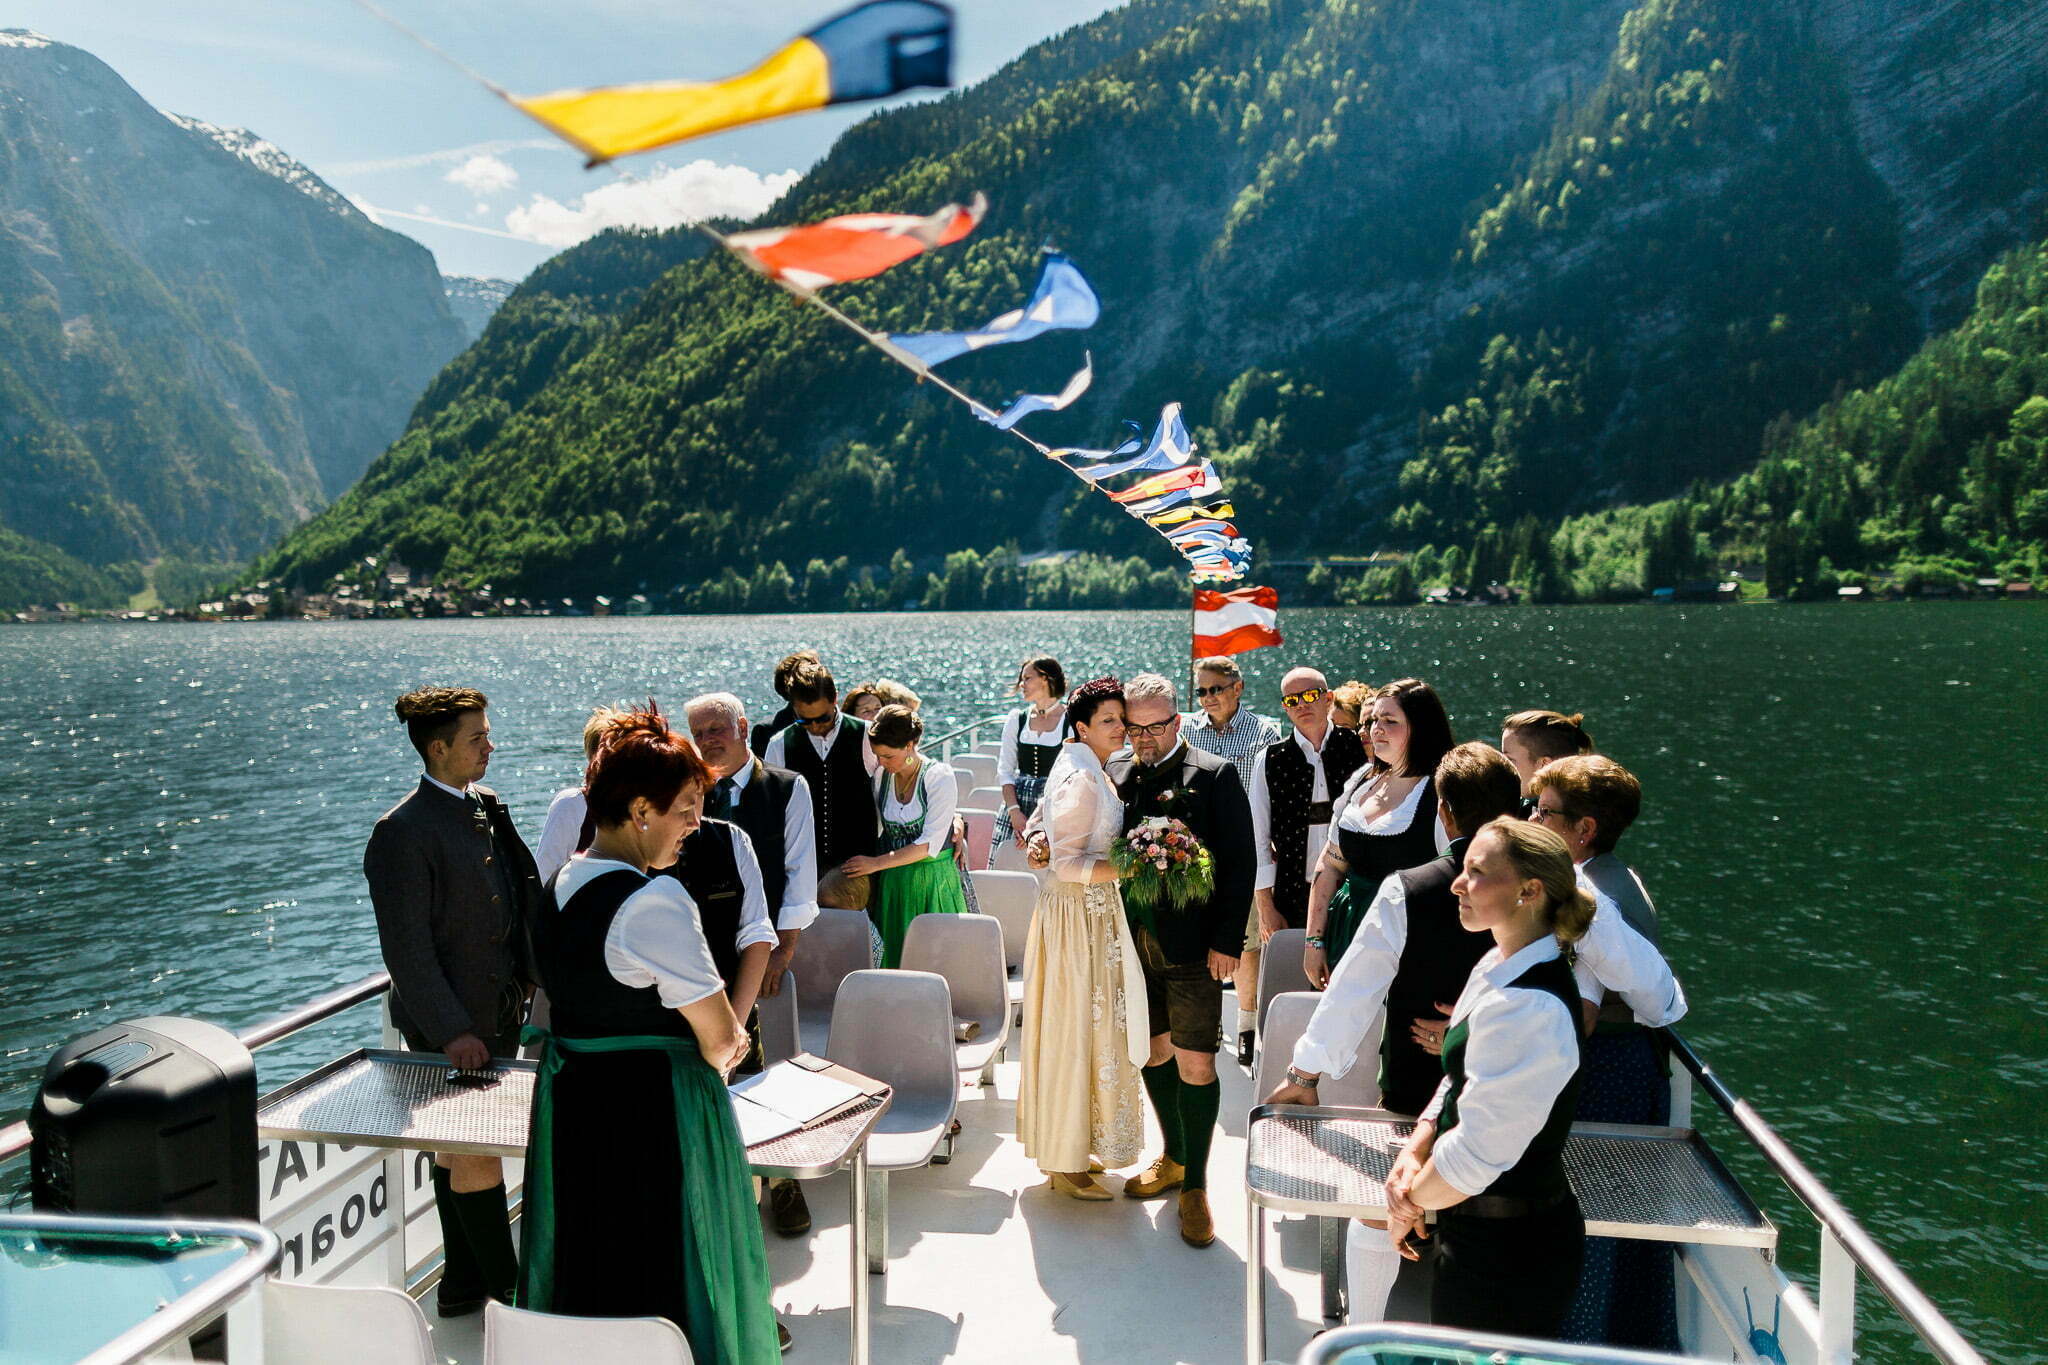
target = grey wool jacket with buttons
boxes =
[363,778,542,1051]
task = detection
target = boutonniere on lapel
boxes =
[1154,786,1189,816]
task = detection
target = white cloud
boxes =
[446,153,519,197]
[504,160,800,248]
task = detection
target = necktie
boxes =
[709,776,736,818]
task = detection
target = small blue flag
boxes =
[979,354,1093,430]
[890,253,1099,367]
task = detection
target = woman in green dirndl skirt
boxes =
[838,705,968,969]
[520,708,778,1365]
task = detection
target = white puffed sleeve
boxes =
[604,877,726,1008]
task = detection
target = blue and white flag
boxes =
[979,354,1093,430]
[1057,403,1193,483]
[889,253,1099,367]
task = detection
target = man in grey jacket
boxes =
[364,686,541,1316]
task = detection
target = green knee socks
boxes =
[1140,1061,1185,1164]
[1178,1080,1221,1191]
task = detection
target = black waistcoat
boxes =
[532,868,694,1040]
[1010,712,1061,782]
[1437,952,1582,1200]
[664,819,745,987]
[777,716,878,869]
[1266,727,1369,920]
[1377,837,1495,1114]
[1332,775,1440,890]
[727,762,797,925]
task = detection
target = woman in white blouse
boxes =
[994,655,1067,856]
[1383,817,1592,1339]
[1015,678,1150,1200]
[520,708,777,1364]
[839,705,965,968]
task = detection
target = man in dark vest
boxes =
[1108,671,1254,1249]
[1261,741,1524,1326]
[749,649,818,760]
[686,690,822,1240]
[1248,664,1370,988]
[762,658,879,906]
[363,686,541,1316]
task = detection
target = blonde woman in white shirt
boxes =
[1015,678,1150,1200]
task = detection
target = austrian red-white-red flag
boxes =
[1191,585,1281,658]
[722,193,986,290]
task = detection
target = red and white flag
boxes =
[722,194,985,291]
[1191,585,1281,658]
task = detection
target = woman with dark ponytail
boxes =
[520,706,778,1365]
[1382,817,1591,1340]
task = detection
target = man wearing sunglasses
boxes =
[1183,655,1281,1064]
[1248,666,1371,965]
[763,658,881,904]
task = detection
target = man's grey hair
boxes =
[1123,673,1177,707]
[1193,654,1242,682]
[685,691,747,727]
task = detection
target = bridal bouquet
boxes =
[1110,816,1215,914]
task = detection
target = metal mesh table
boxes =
[1243,1105,1775,1365]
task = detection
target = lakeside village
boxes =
[8,549,2039,624]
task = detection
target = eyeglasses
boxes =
[1194,683,1237,699]
[1124,718,1178,739]
[1281,687,1327,709]
[1530,802,1576,824]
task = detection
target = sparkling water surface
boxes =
[0,608,2041,1361]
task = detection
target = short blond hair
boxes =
[582,705,628,758]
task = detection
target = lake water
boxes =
[0,607,2041,1360]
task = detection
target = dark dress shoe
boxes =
[778,1319,793,1353]
[1237,1030,1255,1068]
[768,1178,812,1237]
[435,1291,486,1319]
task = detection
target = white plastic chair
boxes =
[901,912,1011,1085]
[950,752,1000,792]
[957,808,998,870]
[756,968,798,1065]
[987,837,1039,875]
[1254,989,1382,1110]
[789,908,877,1055]
[262,1279,433,1365]
[968,868,1037,1029]
[826,968,960,1273]
[483,1300,693,1364]
[1258,928,1313,1032]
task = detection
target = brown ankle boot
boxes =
[1178,1189,1215,1247]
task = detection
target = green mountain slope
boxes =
[251,0,2048,600]
[0,30,467,606]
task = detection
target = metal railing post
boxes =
[1819,1226,1856,1364]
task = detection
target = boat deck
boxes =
[420,1042,1334,1365]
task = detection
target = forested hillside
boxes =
[250,0,2048,604]
[0,31,467,608]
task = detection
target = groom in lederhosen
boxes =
[1108,671,1255,1247]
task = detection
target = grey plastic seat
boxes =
[967,784,1005,811]
[756,968,798,1065]
[826,968,961,1273]
[901,911,1011,1084]
[969,868,1037,1027]
[483,1300,692,1364]
[950,752,1000,792]
[1258,928,1312,1032]
[264,1279,433,1365]
[790,908,877,1055]
[957,808,998,870]
[988,837,1040,875]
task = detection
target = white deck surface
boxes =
[423,1027,1338,1365]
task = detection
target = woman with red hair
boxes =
[519,707,777,1365]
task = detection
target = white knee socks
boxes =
[1346,1218,1401,1324]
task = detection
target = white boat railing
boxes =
[927,709,1015,761]
[0,988,1991,1365]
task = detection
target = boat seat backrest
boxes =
[263,1279,433,1365]
[958,808,998,870]
[826,969,959,1133]
[901,912,1007,1034]
[987,839,1040,877]
[1255,989,1381,1110]
[1258,929,1311,1031]
[967,870,1036,973]
[483,1300,693,1365]
[950,753,999,791]
[789,908,874,1020]
[756,969,798,1066]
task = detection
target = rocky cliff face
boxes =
[0,30,467,571]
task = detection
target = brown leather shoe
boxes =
[1123,1155,1185,1199]
[1178,1189,1216,1247]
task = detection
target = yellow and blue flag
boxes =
[514,0,954,165]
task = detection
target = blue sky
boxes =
[16,0,1125,279]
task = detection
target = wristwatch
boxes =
[1284,1066,1320,1089]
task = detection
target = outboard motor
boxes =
[29,1016,259,1221]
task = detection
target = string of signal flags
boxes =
[347,0,1282,657]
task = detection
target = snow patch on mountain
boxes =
[164,112,356,216]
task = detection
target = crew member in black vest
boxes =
[1264,741,1524,1325]
[1380,817,1591,1339]
[687,690,823,1242]
[520,709,779,1364]
[1104,672,1253,1249]
[749,649,817,760]
[762,658,879,907]
[1248,664,1370,945]
[363,687,541,1316]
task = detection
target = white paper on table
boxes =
[729,1093,805,1148]
[730,1063,864,1124]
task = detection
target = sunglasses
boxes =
[1281,687,1327,708]
[1194,683,1237,698]
[795,712,838,730]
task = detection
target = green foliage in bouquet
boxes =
[1111,816,1215,915]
